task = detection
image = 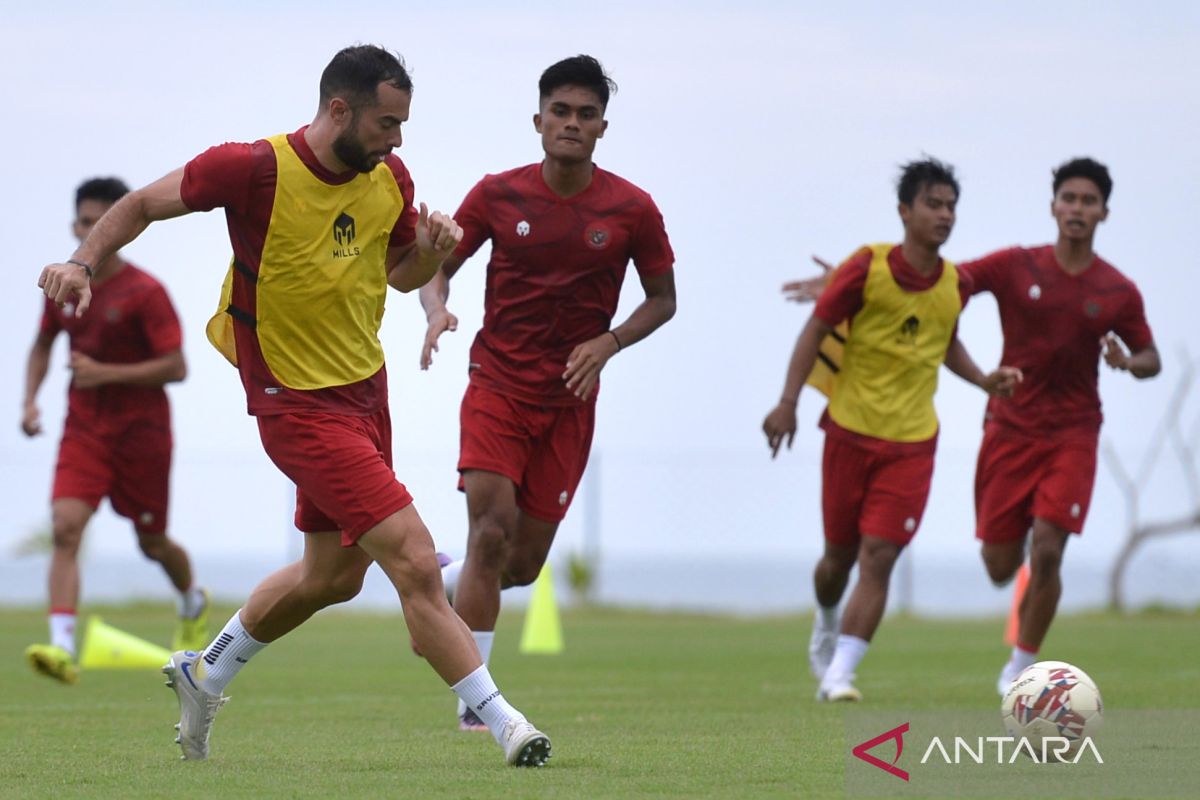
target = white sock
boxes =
[1009,644,1038,672]
[50,611,77,657]
[177,585,207,619]
[458,631,495,716]
[452,664,524,745]
[815,605,838,631]
[823,634,870,687]
[199,609,266,694]
[442,559,464,599]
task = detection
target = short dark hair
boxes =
[539,55,617,109]
[319,45,413,109]
[76,177,130,212]
[1053,157,1112,203]
[896,157,959,206]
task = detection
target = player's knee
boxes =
[1028,544,1064,576]
[467,516,511,569]
[984,558,1020,587]
[502,556,544,588]
[50,517,84,554]
[136,535,168,561]
[858,540,899,575]
[319,569,366,604]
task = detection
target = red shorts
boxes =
[257,408,413,546]
[822,435,934,548]
[975,423,1097,542]
[458,383,595,523]
[52,422,172,535]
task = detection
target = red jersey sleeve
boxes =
[39,297,62,339]
[957,247,1019,297]
[814,247,871,326]
[180,141,267,215]
[139,283,184,355]
[630,197,674,277]
[453,178,493,260]
[385,156,418,248]
[1112,284,1154,352]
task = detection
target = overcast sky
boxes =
[1,2,1196,606]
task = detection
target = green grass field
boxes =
[0,605,1196,799]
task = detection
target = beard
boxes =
[331,123,379,174]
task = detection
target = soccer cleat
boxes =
[25,643,79,685]
[459,707,490,732]
[808,626,836,680]
[409,553,455,658]
[162,649,228,760]
[817,678,863,703]
[501,718,552,767]
[997,661,1023,697]
[173,587,212,652]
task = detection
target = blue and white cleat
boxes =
[162,649,229,760]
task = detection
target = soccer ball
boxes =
[1000,660,1103,760]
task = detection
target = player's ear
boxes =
[533,113,542,133]
[598,119,608,139]
[1099,204,1109,223]
[328,97,353,128]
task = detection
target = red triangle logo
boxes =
[852,722,910,782]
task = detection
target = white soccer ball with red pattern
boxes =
[1001,660,1103,757]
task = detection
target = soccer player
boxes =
[761,159,1020,702]
[418,55,676,730]
[22,177,208,684]
[781,158,1160,696]
[38,46,551,768]
[955,158,1159,694]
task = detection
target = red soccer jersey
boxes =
[40,262,182,436]
[180,126,418,416]
[959,245,1154,436]
[454,163,675,405]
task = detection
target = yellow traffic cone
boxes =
[519,564,564,655]
[79,616,173,670]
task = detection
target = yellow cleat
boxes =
[25,643,80,684]
[173,588,212,652]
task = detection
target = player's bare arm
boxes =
[417,253,465,370]
[763,313,833,458]
[781,255,835,303]
[1102,335,1161,379]
[21,331,55,437]
[563,268,677,401]
[67,349,187,390]
[38,168,190,317]
[943,336,1023,397]
[386,203,462,293]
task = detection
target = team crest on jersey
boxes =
[1084,300,1101,318]
[516,220,531,236]
[1028,284,1042,300]
[584,224,611,250]
[896,315,920,345]
[105,307,121,323]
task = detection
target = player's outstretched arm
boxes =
[21,331,55,437]
[38,168,191,317]
[417,254,465,370]
[763,314,832,458]
[563,269,677,401]
[943,336,1023,397]
[781,255,835,303]
[387,203,461,294]
[1102,335,1161,379]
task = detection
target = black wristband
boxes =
[608,330,622,351]
[67,259,94,279]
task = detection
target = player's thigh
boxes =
[518,401,595,523]
[974,425,1042,545]
[458,384,536,491]
[859,449,934,546]
[51,428,112,512]
[821,436,870,548]
[1032,437,1098,535]
[258,410,412,547]
[110,424,171,535]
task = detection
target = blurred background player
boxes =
[23,177,208,684]
[419,55,676,730]
[783,157,1161,696]
[955,158,1160,694]
[761,159,1020,702]
[38,46,550,767]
